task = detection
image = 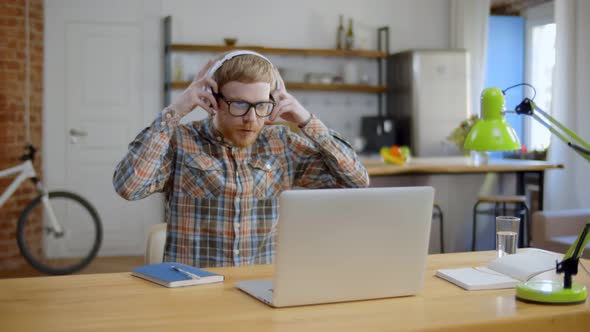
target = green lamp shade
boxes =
[464,88,521,152]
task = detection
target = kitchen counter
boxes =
[361,156,563,176]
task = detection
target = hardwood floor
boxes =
[0,256,144,279]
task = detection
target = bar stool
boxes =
[471,195,530,251]
[432,204,444,253]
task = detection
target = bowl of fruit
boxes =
[380,145,411,165]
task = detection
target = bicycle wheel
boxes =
[17,191,102,275]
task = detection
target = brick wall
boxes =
[0,0,43,270]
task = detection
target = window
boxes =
[524,4,555,152]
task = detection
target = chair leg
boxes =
[472,201,482,251]
[523,203,532,248]
[494,202,500,249]
[439,208,444,253]
[518,203,525,248]
[432,204,444,254]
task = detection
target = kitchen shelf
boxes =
[168,81,387,93]
[168,44,388,59]
[162,16,389,110]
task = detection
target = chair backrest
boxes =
[145,223,167,264]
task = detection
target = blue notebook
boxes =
[131,262,224,288]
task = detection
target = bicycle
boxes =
[0,144,102,275]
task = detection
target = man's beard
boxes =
[226,126,262,147]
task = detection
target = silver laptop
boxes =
[235,186,435,307]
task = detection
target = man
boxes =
[113,51,369,267]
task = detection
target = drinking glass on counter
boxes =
[496,216,520,257]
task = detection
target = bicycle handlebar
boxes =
[20,144,37,161]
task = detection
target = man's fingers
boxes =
[270,100,293,122]
[269,108,284,123]
[278,91,290,101]
[199,91,218,110]
[274,67,286,92]
[195,99,216,115]
[195,60,215,81]
[204,77,219,94]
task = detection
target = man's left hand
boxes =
[268,68,312,127]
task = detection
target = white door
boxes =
[44,0,163,256]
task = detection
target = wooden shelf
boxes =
[285,82,387,93]
[168,81,387,93]
[168,44,388,58]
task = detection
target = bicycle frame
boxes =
[0,160,63,234]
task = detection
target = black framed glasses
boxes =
[214,92,275,118]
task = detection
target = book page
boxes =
[487,250,560,281]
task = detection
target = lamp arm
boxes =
[532,103,590,153]
[564,220,590,261]
[531,113,590,163]
[516,98,590,162]
[556,220,590,289]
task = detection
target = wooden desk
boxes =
[1,251,588,331]
[362,156,563,211]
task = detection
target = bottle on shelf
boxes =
[336,15,344,49]
[345,18,354,50]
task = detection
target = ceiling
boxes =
[491,0,552,15]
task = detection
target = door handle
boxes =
[69,129,88,144]
[69,129,88,137]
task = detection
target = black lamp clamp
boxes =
[515,98,535,116]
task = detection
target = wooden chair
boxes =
[145,223,167,264]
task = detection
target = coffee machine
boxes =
[360,115,397,153]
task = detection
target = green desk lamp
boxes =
[516,221,590,304]
[464,86,590,304]
[465,86,590,160]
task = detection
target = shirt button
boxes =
[265,163,271,170]
[235,197,240,202]
[216,136,221,141]
[160,121,166,127]
[235,223,240,228]
[234,249,240,255]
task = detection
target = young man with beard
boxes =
[113,51,369,267]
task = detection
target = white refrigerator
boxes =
[387,50,471,157]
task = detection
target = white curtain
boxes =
[545,0,590,210]
[450,0,491,117]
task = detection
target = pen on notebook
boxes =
[170,265,201,280]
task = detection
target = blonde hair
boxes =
[212,54,275,90]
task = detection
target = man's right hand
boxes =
[170,60,219,117]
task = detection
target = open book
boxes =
[436,249,562,290]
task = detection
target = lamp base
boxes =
[516,280,587,304]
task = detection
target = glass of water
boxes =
[496,216,520,257]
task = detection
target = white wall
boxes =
[162,0,451,142]
[163,0,449,51]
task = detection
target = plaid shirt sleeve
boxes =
[290,116,370,188]
[112,108,178,200]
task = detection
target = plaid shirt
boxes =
[113,108,369,267]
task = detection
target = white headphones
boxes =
[204,50,277,93]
